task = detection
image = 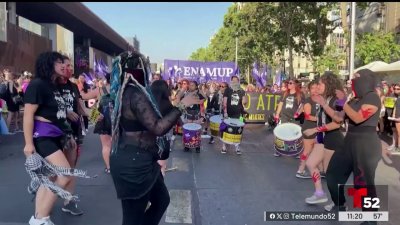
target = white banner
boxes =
[0,2,7,42]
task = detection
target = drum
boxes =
[273,123,304,156]
[209,115,223,137]
[220,118,245,144]
[182,123,202,149]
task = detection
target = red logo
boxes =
[347,187,368,208]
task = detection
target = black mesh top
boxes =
[120,84,182,139]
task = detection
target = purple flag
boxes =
[251,62,265,88]
[275,69,282,86]
[260,64,267,87]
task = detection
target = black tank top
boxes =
[302,97,318,129]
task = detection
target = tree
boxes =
[299,3,340,69]
[313,42,346,74]
[189,47,215,61]
[355,32,400,66]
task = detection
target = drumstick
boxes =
[165,167,178,172]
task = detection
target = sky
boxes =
[83,2,232,65]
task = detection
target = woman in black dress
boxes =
[109,51,200,225]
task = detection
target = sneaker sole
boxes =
[296,175,312,179]
[61,208,84,216]
[306,198,328,205]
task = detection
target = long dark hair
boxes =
[320,72,343,98]
[283,79,302,104]
[151,80,174,116]
[35,51,64,81]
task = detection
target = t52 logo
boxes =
[347,187,380,209]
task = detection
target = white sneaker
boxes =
[305,193,328,204]
[392,147,400,155]
[324,202,335,211]
[29,215,55,225]
[388,145,396,151]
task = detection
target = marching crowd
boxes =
[0,50,398,225]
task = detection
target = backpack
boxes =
[98,87,114,117]
[0,82,9,100]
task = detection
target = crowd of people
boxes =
[0,50,398,225]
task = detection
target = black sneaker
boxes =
[62,201,84,216]
[196,148,201,153]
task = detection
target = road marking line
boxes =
[165,189,192,224]
[172,157,189,172]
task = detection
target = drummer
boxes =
[273,79,305,157]
[205,82,222,144]
[173,79,190,135]
[222,76,247,155]
[184,80,205,124]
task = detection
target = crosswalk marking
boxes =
[165,189,192,224]
[172,157,189,172]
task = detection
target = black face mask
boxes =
[120,52,148,87]
[352,69,377,98]
[125,68,145,87]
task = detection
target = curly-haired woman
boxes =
[302,72,345,206]
[24,52,75,225]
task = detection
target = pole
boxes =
[349,2,356,78]
[283,60,286,76]
[235,35,238,66]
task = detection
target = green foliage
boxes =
[189,2,343,78]
[189,47,215,62]
[355,32,400,65]
[313,43,346,74]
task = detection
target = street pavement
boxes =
[0,124,399,225]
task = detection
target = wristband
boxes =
[294,112,300,118]
[316,125,328,132]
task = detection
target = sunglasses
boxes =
[220,85,227,88]
[288,82,294,85]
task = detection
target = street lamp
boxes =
[235,32,239,66]
[280,58,287,76]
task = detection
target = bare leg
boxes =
[396,122,400,148]
[306,144,325,193]
[7,111,14,132]
[63,144,78,206]
[298,139,314,173]
[35,150,71,219]
[100,134,112,170]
